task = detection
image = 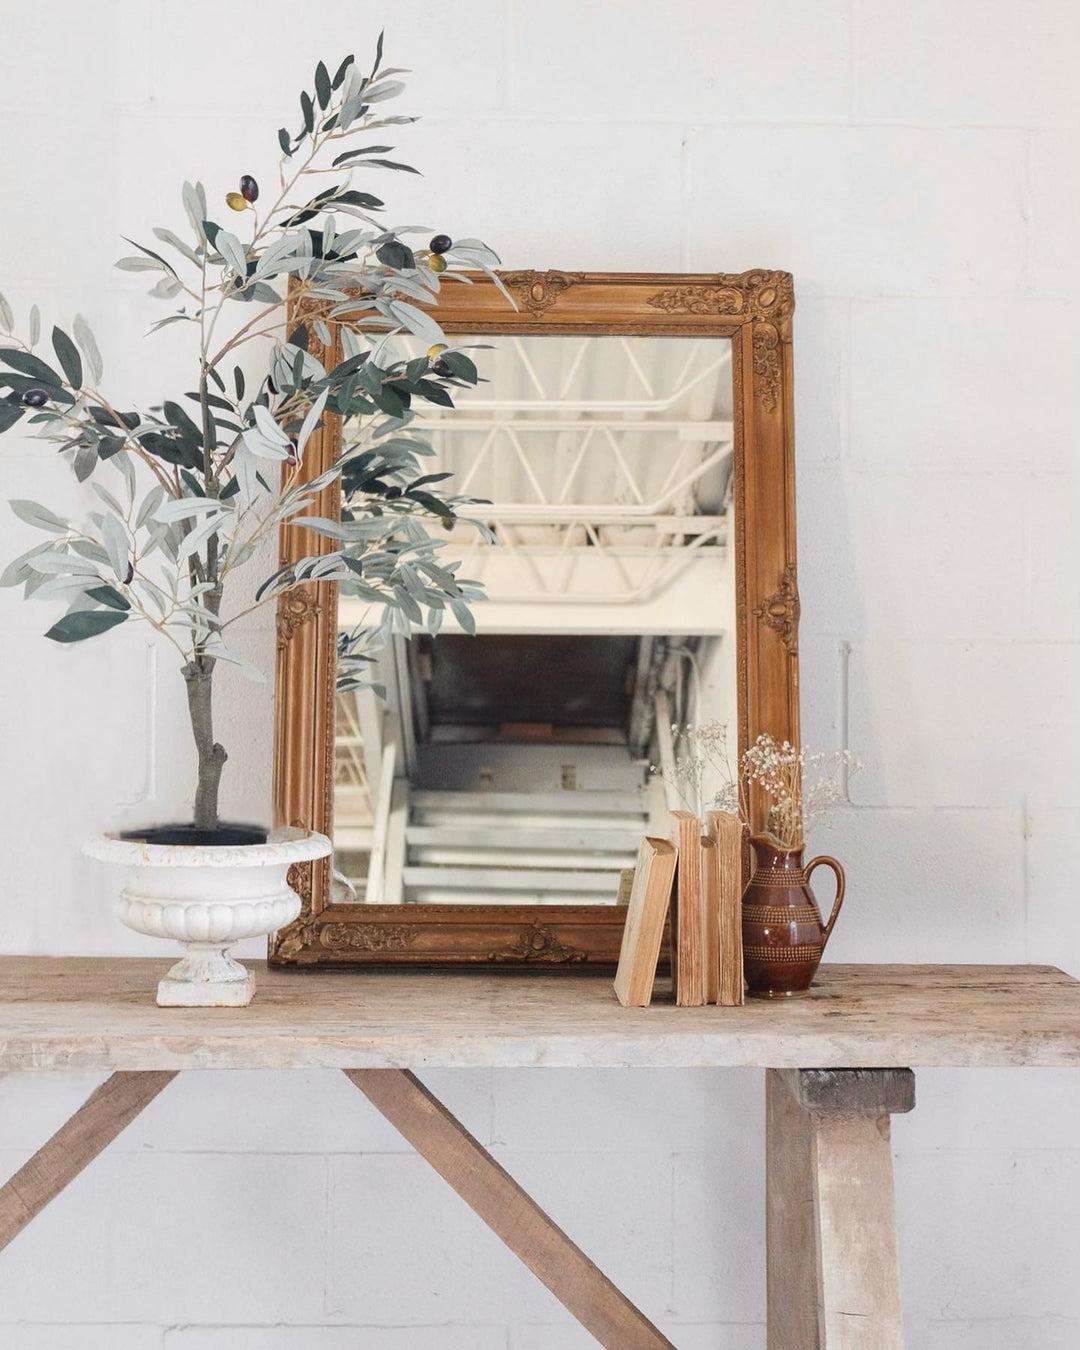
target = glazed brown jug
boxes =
[741,834,845,999]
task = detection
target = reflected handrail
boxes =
[364,732,398,906]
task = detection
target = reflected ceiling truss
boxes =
[347,336,734,605]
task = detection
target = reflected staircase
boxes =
[397,787,650,905]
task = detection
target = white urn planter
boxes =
[84,827,332,1007]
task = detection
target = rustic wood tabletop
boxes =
[1,958,1077,1071]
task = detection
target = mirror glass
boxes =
[332,334,735,904]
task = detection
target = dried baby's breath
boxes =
[652,721,857,849]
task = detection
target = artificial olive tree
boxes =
[0,40,499,833]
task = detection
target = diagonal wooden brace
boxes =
[344,1068,673,1350]
[766,1068,915,1350]
[0,1070,177,1253]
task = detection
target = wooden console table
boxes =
[1,958,1078,1349]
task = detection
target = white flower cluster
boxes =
[651,722,856,849]
[742,733,857,847]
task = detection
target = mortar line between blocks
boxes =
[840,638,853,796]
[848,0,860,123]
[678,124,693,271]
[1021,792,1031,961]
[1023,440,1036,639]
[840,297,853,466]
[322,1152,333,1321]
[501,0,514,115]
[667,1149,677,1314]
[144,641,158,806]
[1021,128,1035,293]
[0,102,1069,132]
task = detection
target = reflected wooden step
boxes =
[409,848,640,870]
[402,866,621,893]
[406,826,644,853]
[404,889,623,906]
[414,813,648,833]
[410,790,649,816]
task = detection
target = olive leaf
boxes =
[315,61,331,109]
[10,499,70,532]
[51,327,82,389]
[0,349,64,387]
[45,609,128,643]
[0,404,23,434]
[213,229,248,278]
[85,584,131,611]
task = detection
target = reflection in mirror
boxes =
[333,334,735,905]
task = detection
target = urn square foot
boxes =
[156,947,255,1008]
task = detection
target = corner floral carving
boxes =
[287,860,313,913]
[318,921,421,952]
[648,271,793,412]
[269,862,316,961]
[487,921,588,964]
[647,270,794,331]
[271,915,421,962]
[754,565,800,655]
[271,920,311,962]
[276,589,321,651]
[499,270,586,315]
[752,324,783,414]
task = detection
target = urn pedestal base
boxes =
[156,947,256,1007]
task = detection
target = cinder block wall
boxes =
[1,3,1078,1346]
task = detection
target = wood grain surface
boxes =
[766,1068,910,1349]
[670,811,705,1006]
[0,960,1077,1071]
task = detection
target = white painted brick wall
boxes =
[0,1,1077,1345]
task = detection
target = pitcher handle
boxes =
[806,855,846,948]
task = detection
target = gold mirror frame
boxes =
[269,269,798,969]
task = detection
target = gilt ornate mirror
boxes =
[270,269,798,968]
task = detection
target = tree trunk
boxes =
[182,659,227,832]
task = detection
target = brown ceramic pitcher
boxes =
[741,834,845,999]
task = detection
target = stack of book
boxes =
[614,810,745,1008]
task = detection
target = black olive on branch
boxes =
[429,234,452,254]
[432,359,452,378]
[240,175,259,203]
[384,485,402,500]
[23,389,48,407]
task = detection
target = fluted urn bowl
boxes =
[83,827,332,1007]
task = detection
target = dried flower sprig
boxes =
[652,719,740,820]
[653,721,857,849]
